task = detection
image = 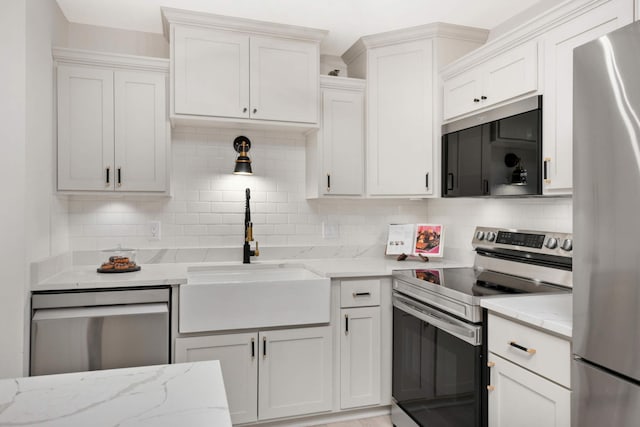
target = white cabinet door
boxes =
[173,26,250,118]
[442,42,538,121]
[114,71,167,192]
[322,86,364,196]
[488,353,570,427]
[175,333,258,425]
[367,39,434,196]
[57,65,114,191]
[442,69,482,120]
[481,41,538,108]
[250,36,319,123]
[542,0,632,194]
[258,326,332,420]
[340,307,381,409]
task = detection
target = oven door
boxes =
[392,293,484,427]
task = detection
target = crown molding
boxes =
[161,7,328,43]
[320,75,366,91]
[342,22,489,66]
[52,47,169,72]
[441,0,614,79]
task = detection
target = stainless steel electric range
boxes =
[391,226,573,427]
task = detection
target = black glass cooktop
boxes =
[394,267,567,298]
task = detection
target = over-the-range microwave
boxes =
[441,95,542,197]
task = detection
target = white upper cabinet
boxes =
[541,0,633,195]
[342,23,488,197]
[55,48,169,194]
[114,71,168,192]
[306,76,365,198]
[163,7,326,130]
[57,65,114,191]
[443,41,538,121]
[250,36,319,123]
[367,40,435,197]
[173,26,249,118]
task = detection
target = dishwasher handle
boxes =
[32,303,168,321]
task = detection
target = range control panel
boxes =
[472,226,573,255]
[495,231,545,249]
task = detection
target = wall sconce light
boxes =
[504,153,527,185]
[233,136,252,175]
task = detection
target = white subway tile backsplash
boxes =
[64,127,572,253]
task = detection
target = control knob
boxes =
[486,231,496,242]
[545,237,558,249]
[560,239,573,251]
[476,231,485,240]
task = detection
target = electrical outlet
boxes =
[322,222,339,239]
[148,221,161,241]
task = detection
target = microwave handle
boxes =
[447,173,454,191]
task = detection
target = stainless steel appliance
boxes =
[572,20,640,426]
[442,95,542,197]
[391,226,572,427]
[30,287,170,376]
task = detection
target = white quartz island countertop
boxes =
[480,293,572,338]
[0,361,232,427]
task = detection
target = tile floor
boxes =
[311,415,392,427]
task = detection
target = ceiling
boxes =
[56,0,544,56]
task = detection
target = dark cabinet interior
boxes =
[442,108,541,197]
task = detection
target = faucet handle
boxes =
[254,241,259,257]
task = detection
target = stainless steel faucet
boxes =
[243,188,259,263]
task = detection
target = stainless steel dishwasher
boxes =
[30,287,170,376]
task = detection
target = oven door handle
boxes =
[393,295,481,346]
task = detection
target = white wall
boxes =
[0,1,27,379]
[67,22,168,57]
[0,0,69,379]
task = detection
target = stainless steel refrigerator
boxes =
[573,20,640,426]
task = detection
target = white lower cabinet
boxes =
[487,313,571,427]
[340,306,381,409]
[175,326,332,424]
[258,327,333,420]
[488,354,570,427]
[175,333,257,424]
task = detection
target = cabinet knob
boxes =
[481,95,487,100]
[243,107,247,113]
[473,98,480,103]
[253,108,257,114]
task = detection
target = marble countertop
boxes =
[32,256,471,291]
[481,293,572,338]
[0,361,231,426]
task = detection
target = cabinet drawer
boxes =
[488,313,570,388]
[340,279,380,307]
